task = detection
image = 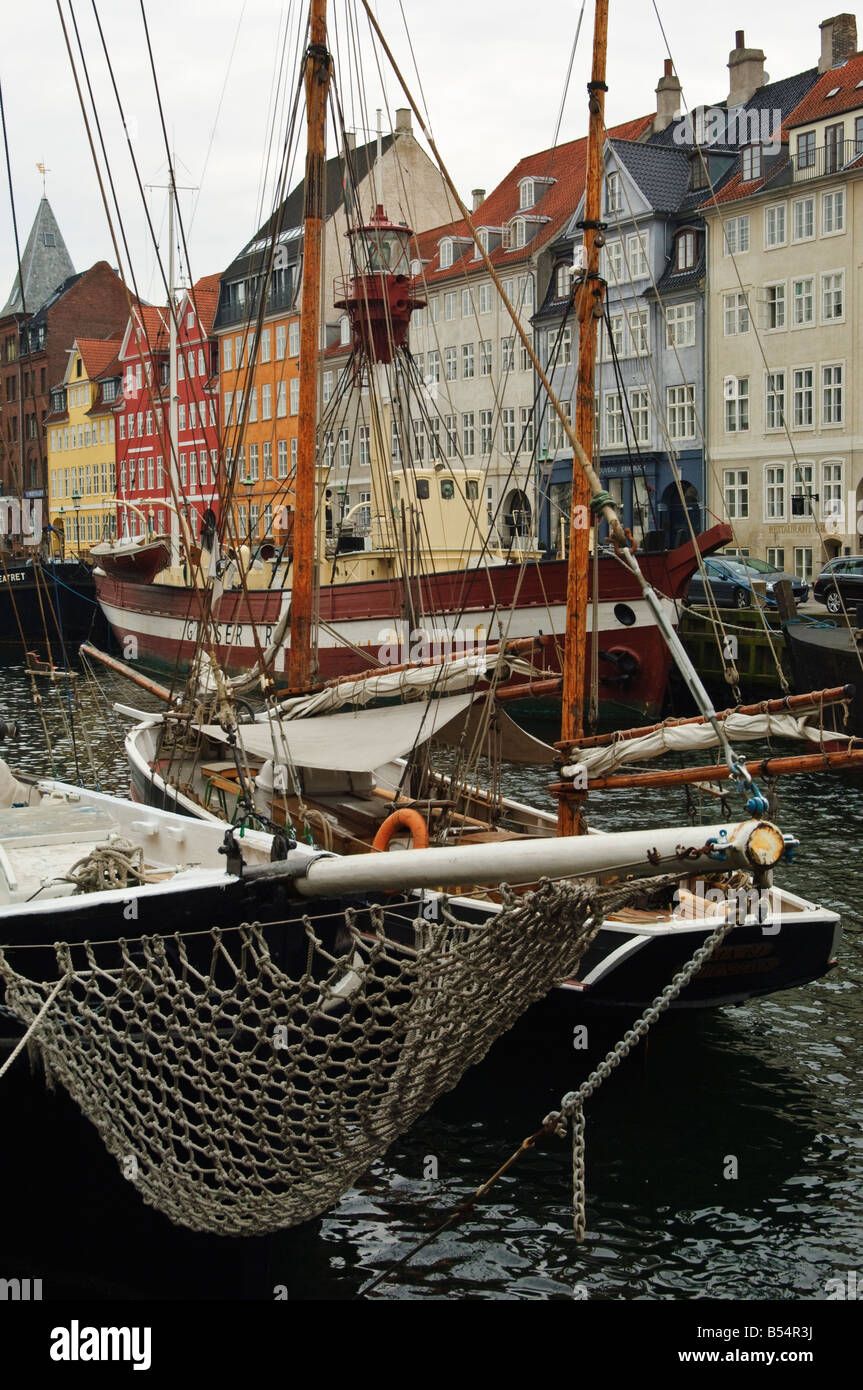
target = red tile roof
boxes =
[411,113,654,284]
[76,335,123,381]
[786,50,863,127]
[187,273,221,336]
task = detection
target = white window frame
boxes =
[665,301,695,349]
[723,291,750,336]
[791,365,815,429]
[763,281,786,331]
[821,361,845,427]
[666,384,696,441]
[791,195,815,243]
[821,270,845,323]
[723,468,749,520]
[763,463,787,521]
[821,188,846,237]
[821,459,844,522]
[791,277,814,329]
[724,215,750,255]
[765,370,786,431]
[764,204,786,249]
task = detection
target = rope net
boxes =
[0,876,639,1236]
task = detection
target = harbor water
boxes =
[0,661,860,1301]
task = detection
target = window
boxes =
[444,347,457,381]
[665,302,695,349]
[439,239,453,269]
[289,321,300,357]
[547,402,572,453]
[792,196,814,242]
[822,271,844,321]
[289,378,299,415]
[626,233,648,279]
[501,337,514,372]
[792,278,814,326]
[502,408,516,453]
[764,205,785,248]
[291,438,298,472]
[260,329,271,363]
[275,439,286,478]
[276,381,287,417]
[794,548,813,583]
[462,343,475,378]
[724,216,750,254]
[479,340,493,375]
[179,453,187,487]
[605,171,622,213]
[822,364,844,425]
[858,114,863,152]
[764,465,786,520]
[428,296,439,323]
[742,144,762,181]
[223,338,232,370]
[723,292,750,336]
[766,547,784,569]
[445,414,457,458]
[480,409,493,455]
[792,368,814,427]
[824,122,844,174]
[187,351,195,378]
[629,389,650,444]
[246,388,257,424]
[262,383,272,419]
[822,461,844,522]
[519,333,533,372]
[444,291,457,320]
[725,377,749,432]
[555,264,572,298]
[462,412,475,456]
[796,130,815,169]
[764,282,786,330]
[478,283,492,314]
[519,178,534,210]
[601,239,623,283]
[822,189,845,235]
[322,372,333,405]
[275,325,286,358]
[519,405,535,451]
[724,469,749,520]
[358,425,370,467]
[667,385,696,440]
[607,313,625,359]
[605,393,624,447]
[765,371,785,430]
[675,231,696,271]
[629,311,648,356]
[518,274,534,310]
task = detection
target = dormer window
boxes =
[339,314,351,346]
[675,230,696,271]
[796,131,816,170]
[555,263,572,298]
[519,179,535,210]
[605,171,622,214]
[689,153,708,191]
[503,218,527,251]
[742,144,762,181]
[439,238,454,269]
[474,228,489,259]
[410,258,422,277]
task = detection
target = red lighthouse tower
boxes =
[334,205,426,364]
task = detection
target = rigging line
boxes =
[188,0,248,234]
[550,0,587,151]
[0,74,29,510]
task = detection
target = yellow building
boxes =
[46,336,122,557]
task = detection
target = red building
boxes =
[114,275,221,546]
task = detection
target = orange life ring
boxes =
[372,807,429,852]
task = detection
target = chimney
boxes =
[394,108,412,136]
[471,188,485,212]
[727,30,767,108]
[819,13,858,71]
[654,58,683,133]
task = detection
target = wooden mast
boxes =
[558,0,608,835]
[288,0,330,692]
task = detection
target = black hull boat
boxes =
[783,619,863,739]
[0,558,108,654]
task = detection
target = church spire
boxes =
[1,196,75,317]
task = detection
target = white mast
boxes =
[167,168,180,567]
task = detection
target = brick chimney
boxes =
[819,13,858,71]
[394,108,412,136]
[654,58,683,133]
[471,188,485,212]
[727,30,767,108]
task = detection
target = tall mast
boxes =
[288,0,331,692]
[167,167,180,566]
[558,0,608,836]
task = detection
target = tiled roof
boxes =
[411,113,654,287]
[125,304,170,356]
[786,50,863,126]
[652,252,706,294]
[187,274,221,335]
[76,335,123,382]
[1,197,75,317]
[648,67,820,149]
[608,139,691,213]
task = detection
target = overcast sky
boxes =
[0,0,836,310]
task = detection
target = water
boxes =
[0,661,860,1301]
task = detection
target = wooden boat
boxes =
[89,533,171,586]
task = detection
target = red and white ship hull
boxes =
[94,525,730,721]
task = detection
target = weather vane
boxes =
[36,161,50,195]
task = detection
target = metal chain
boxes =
[545,910,737,1240]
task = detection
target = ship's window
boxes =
[466,480,479,499]
[440,480,455,500]
[416,478,430,499]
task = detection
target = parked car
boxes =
[686,556,809,609]
[812,556,863,614]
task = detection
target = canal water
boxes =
[0,661,860,1301]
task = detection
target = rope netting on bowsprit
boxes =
[0,877,628,1237]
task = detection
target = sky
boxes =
[0,0,837,310]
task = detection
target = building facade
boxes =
[45,336,121,557]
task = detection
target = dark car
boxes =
[813,556,863,614]
[686,556,808,609]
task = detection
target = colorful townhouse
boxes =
[45,336,122,556]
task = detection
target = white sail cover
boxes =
[561,709,851,779]
[199,692,554,774]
